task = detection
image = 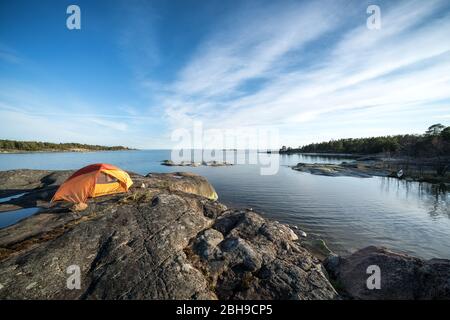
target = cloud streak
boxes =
[1,0,449,148]
[162,0,450,146]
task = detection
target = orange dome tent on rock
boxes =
[52,163,133,204]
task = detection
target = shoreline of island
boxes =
[0,139,135,154]
[275,124,450,185]
[0,148,138,154]
[288,154,450,185]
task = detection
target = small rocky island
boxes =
[0,170,449,299]
[283,124,450,185]
[161,160,233,167]
[292,157,450,187]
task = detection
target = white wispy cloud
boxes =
[0,85,148,147]
[162,0,450,146]
[87,118,128,132]
[174,1,340,98]
[1,0,449,148]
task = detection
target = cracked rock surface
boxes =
[0,170,337,299]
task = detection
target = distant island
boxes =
[279,124,450,157]
[278,124,450,184]
[0,139,133,153]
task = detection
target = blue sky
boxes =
[0,0,449,149]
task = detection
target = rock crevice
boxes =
[0,170,336,300]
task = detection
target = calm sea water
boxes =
[0,150,449,259]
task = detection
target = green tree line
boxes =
[280,124,450,157]
[0,139,131,151]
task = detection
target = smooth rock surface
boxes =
[0,170,336,300]
[324,246,450,300]
[292,163,390,178]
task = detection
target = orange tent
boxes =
[52,163,133,204]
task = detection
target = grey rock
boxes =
[161,160,232,167]
[292,163,379,178]
[323,246,450,300]
[0,169,337,300]
[193,229,224,259]
[160,159,175,166]
[202,210,337,299]
[0,170,73,212]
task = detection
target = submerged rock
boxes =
[0,169,336,300]
[301,239,333,261]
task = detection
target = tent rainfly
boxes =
[52,163,133,204]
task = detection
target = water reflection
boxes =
[0,207,40,229]
[0,150,449,259]
[0,192,27,203]
[378,177,449,219]
[279,153,346,165]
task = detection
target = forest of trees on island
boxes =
[0,139,131,152]
[280,124,450,158]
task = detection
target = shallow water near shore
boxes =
[0,150,449,259]
[0,207,40,229]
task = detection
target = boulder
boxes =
[324,246,450,299]
[188,210,337,300]
[144,172,218,201]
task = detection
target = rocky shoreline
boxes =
[0,169,449,299]
[292,157,450,186]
